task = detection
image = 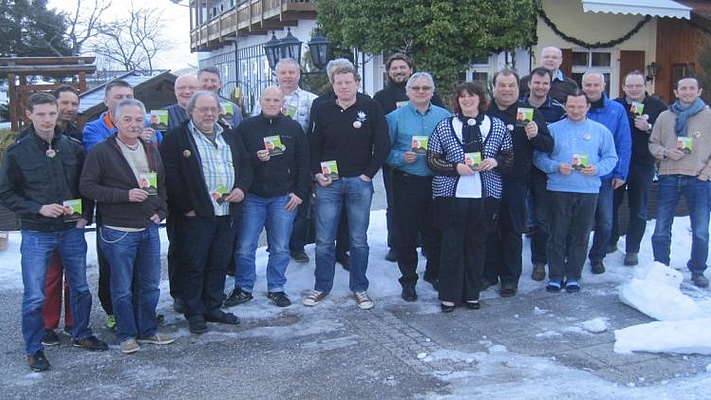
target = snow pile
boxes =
[615,261,711,355]
[614,319,711,355]
[618,261,701,321]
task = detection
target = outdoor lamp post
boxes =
[307,29,329,70]
[279,28,302,63]
[264,32,282,71]
[263,28,330,72]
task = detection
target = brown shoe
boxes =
[531,263,546,281]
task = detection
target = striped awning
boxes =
[582,0,691,19]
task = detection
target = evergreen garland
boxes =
[539,9,651,49]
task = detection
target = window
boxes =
[571,49,613,96]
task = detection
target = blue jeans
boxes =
[547,192,598,281]
[235,194,297,293]
[314,177,373,293]
[99,225,161,342]
[589,178,614,263]
[652,175,710,272]
[21,228,92,355]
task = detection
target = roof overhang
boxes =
[582,0,692,19]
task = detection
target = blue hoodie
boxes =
[586,93,631,181]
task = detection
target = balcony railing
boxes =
[190,0,316,51]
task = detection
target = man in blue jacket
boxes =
[582,72,631,274]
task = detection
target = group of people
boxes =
[4,46,711,372]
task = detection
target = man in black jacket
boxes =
[160,90,253,334]
[484,68,554,297]
[0,93,107,372]
[224,87,310,308]
[610,70,667,265]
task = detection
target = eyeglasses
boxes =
[410,86,432,92]
[196,106,219,114]
[624,84,645,89]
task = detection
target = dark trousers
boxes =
[438,198,486,303]
[392,170,440,286]
[382,164,395,249]
[611,163,655,253]
[483,178,527,287]
[176,215,237,318]
[547,191,598,282]
[96,233,112,315]
[166,217,179,299]
[529,169,549,265]
[289,196,311,253]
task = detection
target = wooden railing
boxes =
[190,0,316,51]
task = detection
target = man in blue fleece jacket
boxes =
[534,89,618,293]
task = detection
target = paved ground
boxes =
[2,172,710,399]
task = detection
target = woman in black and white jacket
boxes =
[427,81,513,312]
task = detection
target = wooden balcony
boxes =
[190,0,317,51]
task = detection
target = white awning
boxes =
[582,0,691,19]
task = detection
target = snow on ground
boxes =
[2,210,711,397]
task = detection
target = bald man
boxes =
[166,74,199,130]
[520,46,578,103]
[225,86,310,308]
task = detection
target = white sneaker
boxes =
[136,333,175,345]
[354,291,374,310]
[302,290,327,306]
[120,339,140,354]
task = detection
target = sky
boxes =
[47,0,197,72]
[2,210,711,397]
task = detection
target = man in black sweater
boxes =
[225,87,310,308]
[304,65,391,310]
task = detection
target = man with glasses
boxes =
[520,46,578,103]
[167,74,199,130]
[160,91,253,334]
[385,72,450,301]
[374,53,445,263]
[610,71,666,266]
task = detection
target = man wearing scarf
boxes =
[649,76,711,288]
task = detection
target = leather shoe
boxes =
[401,285,417,302]
[499,284,517,298]
[385,248,398,262]
[623,252,638,266]
[187,316,208,334]
[205,310,240,325]
[440,303,456,313]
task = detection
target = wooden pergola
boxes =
[0,56,96,132]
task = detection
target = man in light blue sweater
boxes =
[534,89,618,293]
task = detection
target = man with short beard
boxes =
[53,85,81,141]
[161,90,252,334]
